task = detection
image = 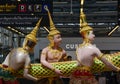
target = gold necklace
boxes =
[19,48,28,54]
[48,46,62,59]
[79,43,91,48]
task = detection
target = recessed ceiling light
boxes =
[17,0,21,2]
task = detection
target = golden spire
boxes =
[80,0,93,33]
[25,18,42,43]
[44,5,60,36]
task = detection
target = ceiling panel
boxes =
[1,0,119,37]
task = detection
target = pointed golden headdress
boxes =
[25,18,42,43]
[44,5,60,36]
[80,0,93,33]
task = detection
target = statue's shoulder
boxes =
[43,46,49,51]
[16,47,28,54]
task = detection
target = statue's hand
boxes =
[34,78,42,82]
[54,69,63,75]
[117,67,120,72]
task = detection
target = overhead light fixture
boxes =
[70,0,73,15]
[7,26,25,36]
[43,26,49,33]
[31,13,34,15]
[17,0,21,2]
[108,25,119,36]
[7,26,11,29]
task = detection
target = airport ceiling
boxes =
[1,0,120,37]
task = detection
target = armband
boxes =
[41,53,46,56]
[98,53,104,60]
[24,66,30,69]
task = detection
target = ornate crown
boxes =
[44,5,60,36]
[80,0,93,33]
[25,18,42,43]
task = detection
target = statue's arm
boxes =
[23,55,38,81]
[95,47,120,72]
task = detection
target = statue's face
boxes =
[26,40,36,48]
[53,34,62,45]
[24,40,36,53]
[87,31,95,42]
